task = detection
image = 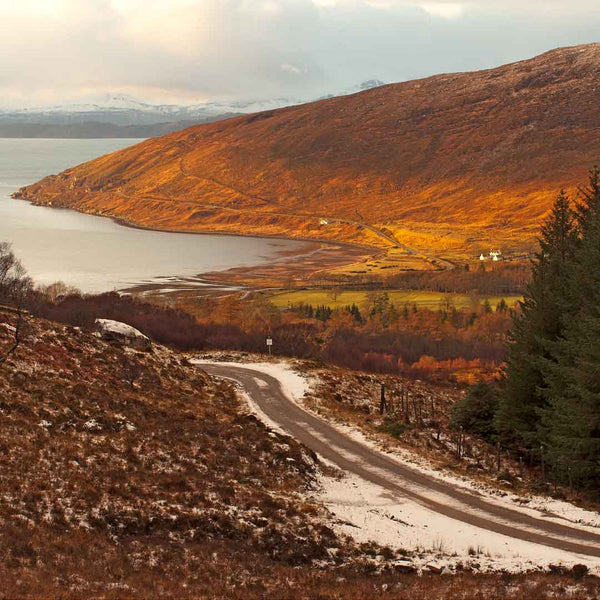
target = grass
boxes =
[332,248,437,276]
[0,310,349,597]
[268,289,522,311]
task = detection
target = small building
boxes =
[480,250,502,261]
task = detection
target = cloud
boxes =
[418,2,464,19]
[280,63,307,76]
[0,0,599,107]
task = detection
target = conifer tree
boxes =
[542,169,600,485]
[496,190,577,452]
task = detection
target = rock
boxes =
[425,564,444,575]
[95,319,152,351]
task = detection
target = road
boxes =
[199,363,600,559]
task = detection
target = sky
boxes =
[1,0,599,107]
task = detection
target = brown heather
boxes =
[0,309,346,596]
[1,311,599,598]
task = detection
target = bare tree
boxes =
[328,287,340,304]
[0,307,29,366]
[38,280,80,302]
[0,243,33,366]
[0,242,32,307]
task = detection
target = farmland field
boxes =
[267,289,522,311]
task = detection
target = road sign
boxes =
[266,338,273,355]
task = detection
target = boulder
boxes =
[95,319,152,351]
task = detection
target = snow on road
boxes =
[194,359,600,573]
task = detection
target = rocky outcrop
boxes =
[95,318,152,351]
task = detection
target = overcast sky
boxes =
[1,0,599,107]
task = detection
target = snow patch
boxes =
[193,358,600,573]
[317,472,598,574]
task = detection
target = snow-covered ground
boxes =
[194,359,600,573]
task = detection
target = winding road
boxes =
[198,362,600,559]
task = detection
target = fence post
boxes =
[496,442,501,473]
[568,465,573,496]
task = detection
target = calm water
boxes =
[0,138,311,293]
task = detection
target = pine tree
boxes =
[542,170,600,486]
[496,190,577,453]
[496,298,508,312]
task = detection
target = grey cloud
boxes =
[0,0,599,106]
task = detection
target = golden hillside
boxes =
[16,43,600,261]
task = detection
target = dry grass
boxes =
[0,310,349,597]
[1,314,598,598]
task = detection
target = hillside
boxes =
[4,310,600,597]
[0,309,348,597]
[15,43,600,263]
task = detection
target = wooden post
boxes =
[496,442,501,473]
[519,456,524,479]
[379,383,386,414]
[540,445,545,483]
[568,465,573,496]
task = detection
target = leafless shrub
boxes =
[0,241,32,306]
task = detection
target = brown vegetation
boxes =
[24,288,511,384]
[2,310,598,598]
[385,261,530,295]
[14,43,600,262]
[0,308,349,596]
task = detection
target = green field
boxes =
[267,289,522,311]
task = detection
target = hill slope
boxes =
[0,309,352,596]
[15,43,600,260]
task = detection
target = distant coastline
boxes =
[0,116,240,139]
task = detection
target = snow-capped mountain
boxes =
[0,81,386,136]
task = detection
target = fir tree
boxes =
[496,190,577,453]
[542,170,600,486]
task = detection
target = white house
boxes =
[480,250,502,261]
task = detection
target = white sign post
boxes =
[266,337,273,356]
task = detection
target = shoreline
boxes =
[110,213,378,253]
[15,193,380,253]
[11,194,377,296]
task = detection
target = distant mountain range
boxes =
[0,81,385,138]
